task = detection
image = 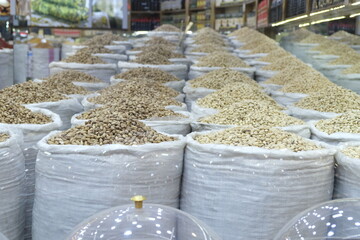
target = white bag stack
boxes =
[0,108,62,240]
[0,129,25,240]
[32,133,186,240]
[32,47,60,79]
[181,132,335,240]
[13,44,28,84]
[0,49,14,89]
[334,142,360,199]
[117,61,188,80]
[24,97,84,130]
[49,62,117,83]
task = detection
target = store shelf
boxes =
[131,11,161,14]
[161,9,186,14]
[215,2,243,9]
[189,7,207,11]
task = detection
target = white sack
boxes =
[112,40,133,50]
[181,132,335,240]
[49,62,117,83]
[0,49,14,89]
[110,76,185,93]
[32,132,186,240]
[118,61,188,80]
[259,82,282,91]
[13,44,28,84]
[32,47,60,79]
[255,69,278,82]
[334,142,360,199]
[188,66,255,80]
[288,105,341,122]
[183,83,216,110]
[191,102,219,120]
[270,90,308,106]
[0,108,62,240]
[334,77,360,94]
[309,120,360,145]
[93,53,128,64]
[0,129,25,240]
[246,59,270,70]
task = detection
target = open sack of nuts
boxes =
[181,126,336,240]
[191,100,310,138]
[189,52,256,79]
[0,129,25,240]
[184,43,234,61]
[147,24,182,39]
[110,67,186,92]
[333,142,360,199]
[49,52,117,83]
[67,46,128,64]
[308,111,360,145]
[0,81,83,130]
[0,102,62,240]
[32,117,186,240]
[72,33,128,54]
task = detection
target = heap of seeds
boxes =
[195,126,321,152]
[47,117,176,146]
[77,103,185,121]
[154,24,181,32]
[279,73,334,94]
[329,52,360,65]
[262,56,306,71]
[144,37,176,46]
[193,37,226,46]
[200,100,301,127]
[131,52,172,65]
[315,111,360,134]
[84,33,127,46]
[248,43,281,54]
[189,68,258,89]
[295,85,360,113]
[63,52,106,64]
[190,43,227,53]
[44,70,103,83]
[0,81,68,104]
[290,29,313,42]
[257,49,291,63]
[331,30,352,38]
[195,52,250,68]
[0,133,9,142]
[240,39,269,50]
[76,46,113,55]
[300,34,326,44]
[196,82,279,109]
[264,65,316,85]
[139,45,184,58]
[42,80,88,95]
[114,67,180,83]
[341,146,360,159]
[343,64,360,74]
[0,99,51,124]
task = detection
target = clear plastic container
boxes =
[274,198,360,240]
[67,200,221,240]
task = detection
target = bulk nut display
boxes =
[194,52,250,68]
[189,68,258,89]
[341,146,360,159]
[84,33,127,46]
[315,110,360,134]
[144,37,177,46]
[196,82,279,109]
[200,100,300,127]
[77,103,186,121]
[195,126,322,152]
[76,46,113,55]
[131,52,172,65]
[262,56,307,71]
[248,43,282,54]
[264,65,318,85]
[0,133,9,142]
[63,52,107,64]
[114,67,180,83]
[0,81,69,104]
[0,100,51,124]
[41,80,89,95]
[137,45,185,59]
[295,85,360,113]
[329,52,360,65]
[239,38,277,50]
[343,64,360,74]
[44,70,103,83]
[154,24,181,32]
[300,34,327,44]
[279,74,334,94]
[47,117,176,146]
[257,49,291,63]
[190,43,228,53]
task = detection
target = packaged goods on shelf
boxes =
[32,118,185,240]
[334,143,360,199]
[0,129,25,240]
[181,127,335,240]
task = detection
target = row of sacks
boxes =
[6,125,357,240]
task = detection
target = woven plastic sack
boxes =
[92,53,128,64]
[246,59,270,70]
[13,44,28,84]
[259,82,282,91]
[270,90,308,106]
[190,102,219,120]
[190,122,311,138]
[32,47,60,79]
[32,132,186,240]
[181,131,335,240]
[183,83,216,110]
[49,62,117,83]
[334,77,360,94]
[255,69,278,82]
[112,40,133,50]
[334,142,360,199]
[309,120,360,145]
[288,105,340,122]
[317,64,350,81]
[110,76,185,92]
[24,97,83,130]
[237,52,268,61]
[0,49,14,89]
[0,107,62,240]
[117,61,188,80]
[0,129,25,240]
[34,78,108,92]
[188,66,255,80]
[81,94,187,112]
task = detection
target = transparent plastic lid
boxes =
[67,197,221,240]
[274,198,360,240]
